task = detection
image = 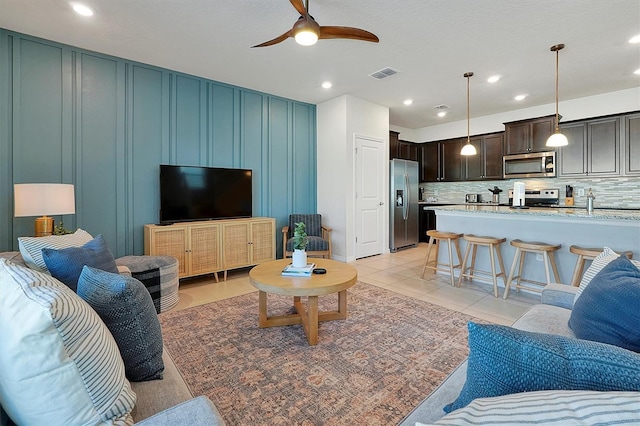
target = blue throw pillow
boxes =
[42,234,119,292]
[77,266,164,382]
[444,321,640,413]
[569,255,640,352]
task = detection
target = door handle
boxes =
[379,202,384,206]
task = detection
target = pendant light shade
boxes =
[461,72,477,156]
[546,43,568,147]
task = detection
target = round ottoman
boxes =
[115,255,179,313]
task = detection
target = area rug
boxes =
[159,283,479,425]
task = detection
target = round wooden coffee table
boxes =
[249,258,358,345]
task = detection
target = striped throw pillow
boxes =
[434,390,640,425]
[18,228,93,273]
[0,259,136,425]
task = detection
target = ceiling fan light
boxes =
[546,131,568,147]
[294,29,318,46]
[461,141,477,156]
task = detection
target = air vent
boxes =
[433,104,451,110]
[369,67,399,80]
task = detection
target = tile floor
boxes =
[172,243,539,326]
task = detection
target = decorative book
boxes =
[281,263,316,276]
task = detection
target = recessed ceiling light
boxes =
[514,94,527,101]
[70,2,94,16]
[629,34,640,44]
[437,111,447,118]
[321,81,332,89]
[403,99,413,106]
[487,75,501,83]
[634,69,640,75]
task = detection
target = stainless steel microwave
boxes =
[503,152,556,178]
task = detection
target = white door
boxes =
[355,136,385,258]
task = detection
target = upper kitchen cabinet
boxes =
[464,132,504,180]
[389,131,400,159]
[440,138,464,181]
[623,113,640,176]
[419,142,439,182]
[398,140,419,161]
[504,115,555,154]
[558,116,619,177]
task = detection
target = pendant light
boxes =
[460,72,477,156]
[546,43,568,147]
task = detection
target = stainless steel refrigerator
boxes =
[389,159,419,252]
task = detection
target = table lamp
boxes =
[14,183,76,237]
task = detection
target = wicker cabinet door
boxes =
[189,224,222,275]
[250,219,276,264]
[147,227,188,276]
[222,221,251,269]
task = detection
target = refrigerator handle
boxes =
[403,173,409,220]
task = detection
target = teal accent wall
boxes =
[0,30,317,258]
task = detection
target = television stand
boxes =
[144,217,276,281]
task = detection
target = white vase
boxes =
[292,249,307,268]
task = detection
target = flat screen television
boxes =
[159,165,252,223]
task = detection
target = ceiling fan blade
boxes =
[252,30,293,48]
[289,0,307,16]
[319,26,379,43]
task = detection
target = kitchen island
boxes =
[429,205,640,293]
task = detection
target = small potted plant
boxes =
[292,221,309,267]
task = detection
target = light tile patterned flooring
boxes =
[172,243,538,326]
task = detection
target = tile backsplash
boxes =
[420,176,640,209]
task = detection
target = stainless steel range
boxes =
[507,188,560,207]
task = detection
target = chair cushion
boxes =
[17,228,93,273]
[444,321,640,413]
[569,255,640,352]
[77,266,165,381]
[0,259,135,425]
[289,214,322,237]
[41,234,119,292]
[286,236,329,252]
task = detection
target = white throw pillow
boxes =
[0,259,136,425]
[18,228,93,273]
[574,246,640,304]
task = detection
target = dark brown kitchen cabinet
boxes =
[389,131,400,159]
[623,113,640,175]
[464,133,504,180]
[419,142,439,182]
[440,139,463,181]
[398,140,419,161]
[558,117,619,177]
[505,115,555,154]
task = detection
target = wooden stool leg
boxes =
[433,239,440,275]
[516,251,526,291]
[549,252,561,284]
[454,239,463,271]
[488,243,499,298]
[421,238,434,278]
[495,244,508,288]
[570,255,585,287]
[469,244,478,280]
[504,247,521,299]
[447,238,455,286]
[458,242,472,287]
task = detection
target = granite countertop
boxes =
[429,204,640,221]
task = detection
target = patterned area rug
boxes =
[159,283,477,425]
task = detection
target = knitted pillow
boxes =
[569,255,640,352]
[0,259,135,425]
[42,234,119,292]
[444,322,640,413]
[77,266,164,382]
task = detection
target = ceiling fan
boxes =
[252,0,379,47]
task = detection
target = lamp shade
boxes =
[460,142,477,156]
[546,131,569,147]
[14,184,76,217]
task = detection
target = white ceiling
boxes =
[1,0,639,129]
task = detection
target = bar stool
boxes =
[421,230,463,287]
[503,239,561,299]
[457,234,507,298]
[569,245,633,287]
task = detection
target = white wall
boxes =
[317,95,389,262]
[392,87,640,142]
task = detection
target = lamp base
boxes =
[35,216,54,237]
